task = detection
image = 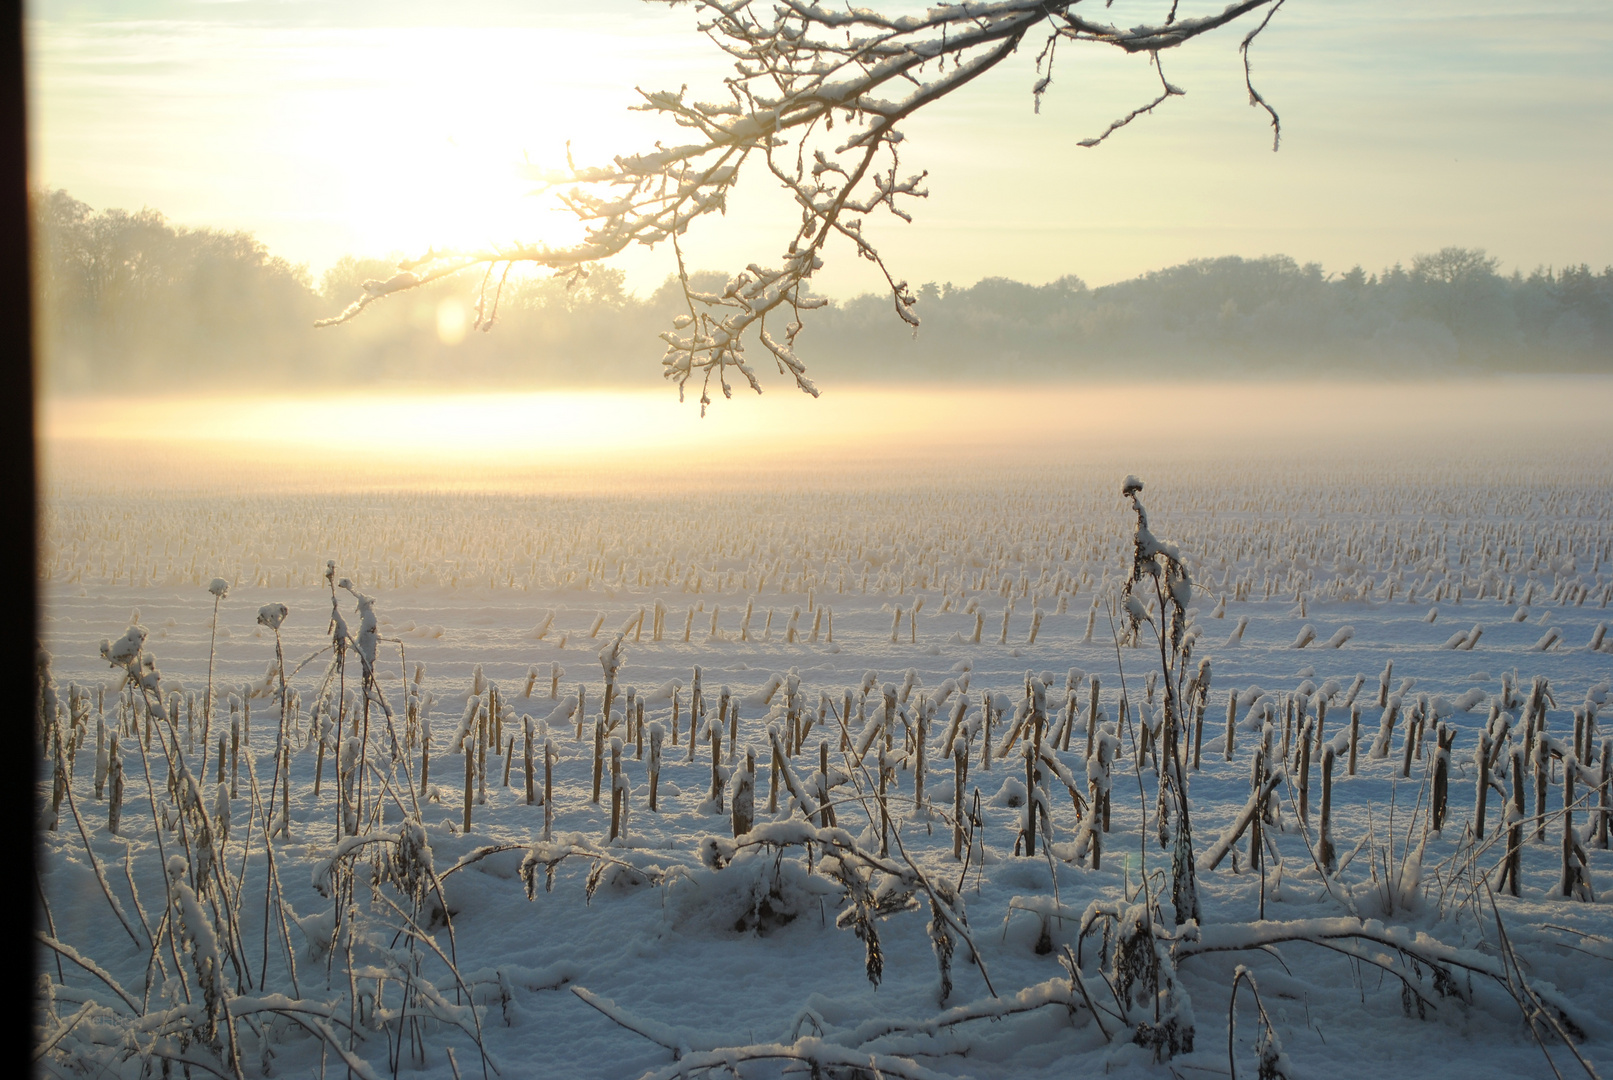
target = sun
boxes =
[324,24,721,263]
[29,16,710,279]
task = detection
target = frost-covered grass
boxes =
[34,459,1613,1079]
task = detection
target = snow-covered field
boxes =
[33,406,1613,1080]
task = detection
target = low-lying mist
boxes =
[40,378,1613,497]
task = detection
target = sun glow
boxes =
[272,27,660,261]
[28,18,701,276]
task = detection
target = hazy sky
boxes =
[26,0,1613,299]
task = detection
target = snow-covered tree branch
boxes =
[318,0,1287,410]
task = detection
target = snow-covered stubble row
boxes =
[34,459,1613,1080]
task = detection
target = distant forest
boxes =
[32,189,1613,394]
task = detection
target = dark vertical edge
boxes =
[0,0,36,1069]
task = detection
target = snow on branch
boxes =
[319,0,1285,411]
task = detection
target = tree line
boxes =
[33,189,1613,394]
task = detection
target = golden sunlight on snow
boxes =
[39,378,1613,496]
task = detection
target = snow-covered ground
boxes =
[34,435,1613,1079]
